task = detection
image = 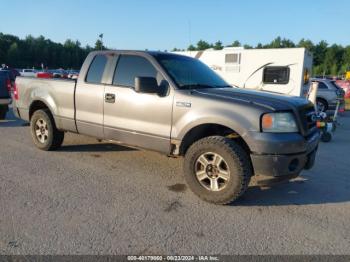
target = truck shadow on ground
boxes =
[0,110,27,127]
[0,119,27,127]
[58,143,137,153]
[232,176,350,206]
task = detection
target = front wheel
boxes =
[183,136,252,205]
[30,109,64,151]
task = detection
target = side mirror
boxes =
[134,77,158,94]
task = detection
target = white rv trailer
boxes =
[174,47,313,97]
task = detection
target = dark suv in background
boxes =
[0,70,15,119]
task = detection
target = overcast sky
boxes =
[1,0,349,50]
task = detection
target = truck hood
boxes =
[190,87,311,111]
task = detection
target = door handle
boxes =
[105,93,116,103]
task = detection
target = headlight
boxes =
[261,112,298,133]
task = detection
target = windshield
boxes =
[154,54,230,89]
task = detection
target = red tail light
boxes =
[13,83,19,100]
[6,79,11,92]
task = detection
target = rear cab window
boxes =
[86,54,108,84]
[263,66,290,84]
[113,55,157,88]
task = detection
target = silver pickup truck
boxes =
[13,50,320,204]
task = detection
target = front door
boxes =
[103,54,173,153]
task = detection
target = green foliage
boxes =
[213,41,223,50]
[243,44,253,49]
[297,38,314,52]
[1,32,350,76]
[196,40,212,50]
[229,40,241,47]
[95,39,106,50]
[0,33,97,69]
[187,44,197,51]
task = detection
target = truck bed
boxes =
[15,77,77,130]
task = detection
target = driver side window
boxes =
[113,55,158,88]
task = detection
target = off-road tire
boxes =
[30,109,64,151]
[183,136,252,205]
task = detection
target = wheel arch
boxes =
[316,97,329,111]
[29,100,54,120]
[178,123,251,157]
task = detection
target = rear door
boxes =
[75,54,110,138]
[103,54,173,153]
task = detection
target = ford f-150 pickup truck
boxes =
[13,51,320,204]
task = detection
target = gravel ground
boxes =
[0,109,349,255]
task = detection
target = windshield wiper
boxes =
[180,84,231,90]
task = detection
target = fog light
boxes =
[289,159,299,172]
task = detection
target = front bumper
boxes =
[250,131,320,177]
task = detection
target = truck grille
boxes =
[299,105,317,137]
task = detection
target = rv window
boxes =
[225,54,240,64]
[263,66,290,84]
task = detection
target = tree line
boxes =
[1,33,349,76]
[0,33,105,70]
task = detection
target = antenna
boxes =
[99,33,104,50]
[188,19,193,84]
[188,20,192,50]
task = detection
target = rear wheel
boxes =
[0,105,8,120]
[183,136,252,205]
[30,109,64,151]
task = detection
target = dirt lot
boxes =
[0,109,349,255]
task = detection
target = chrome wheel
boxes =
[35,119,49,143]
[195,152,230,192]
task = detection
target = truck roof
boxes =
[89,50,178,57]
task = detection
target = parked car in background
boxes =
[19,69,37,77]
[0,70,13,119]
[311,78,345,112]
[336,80,350,110]
[37,71,53,79]
[67,70,79,79]
[50,69,68,79]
